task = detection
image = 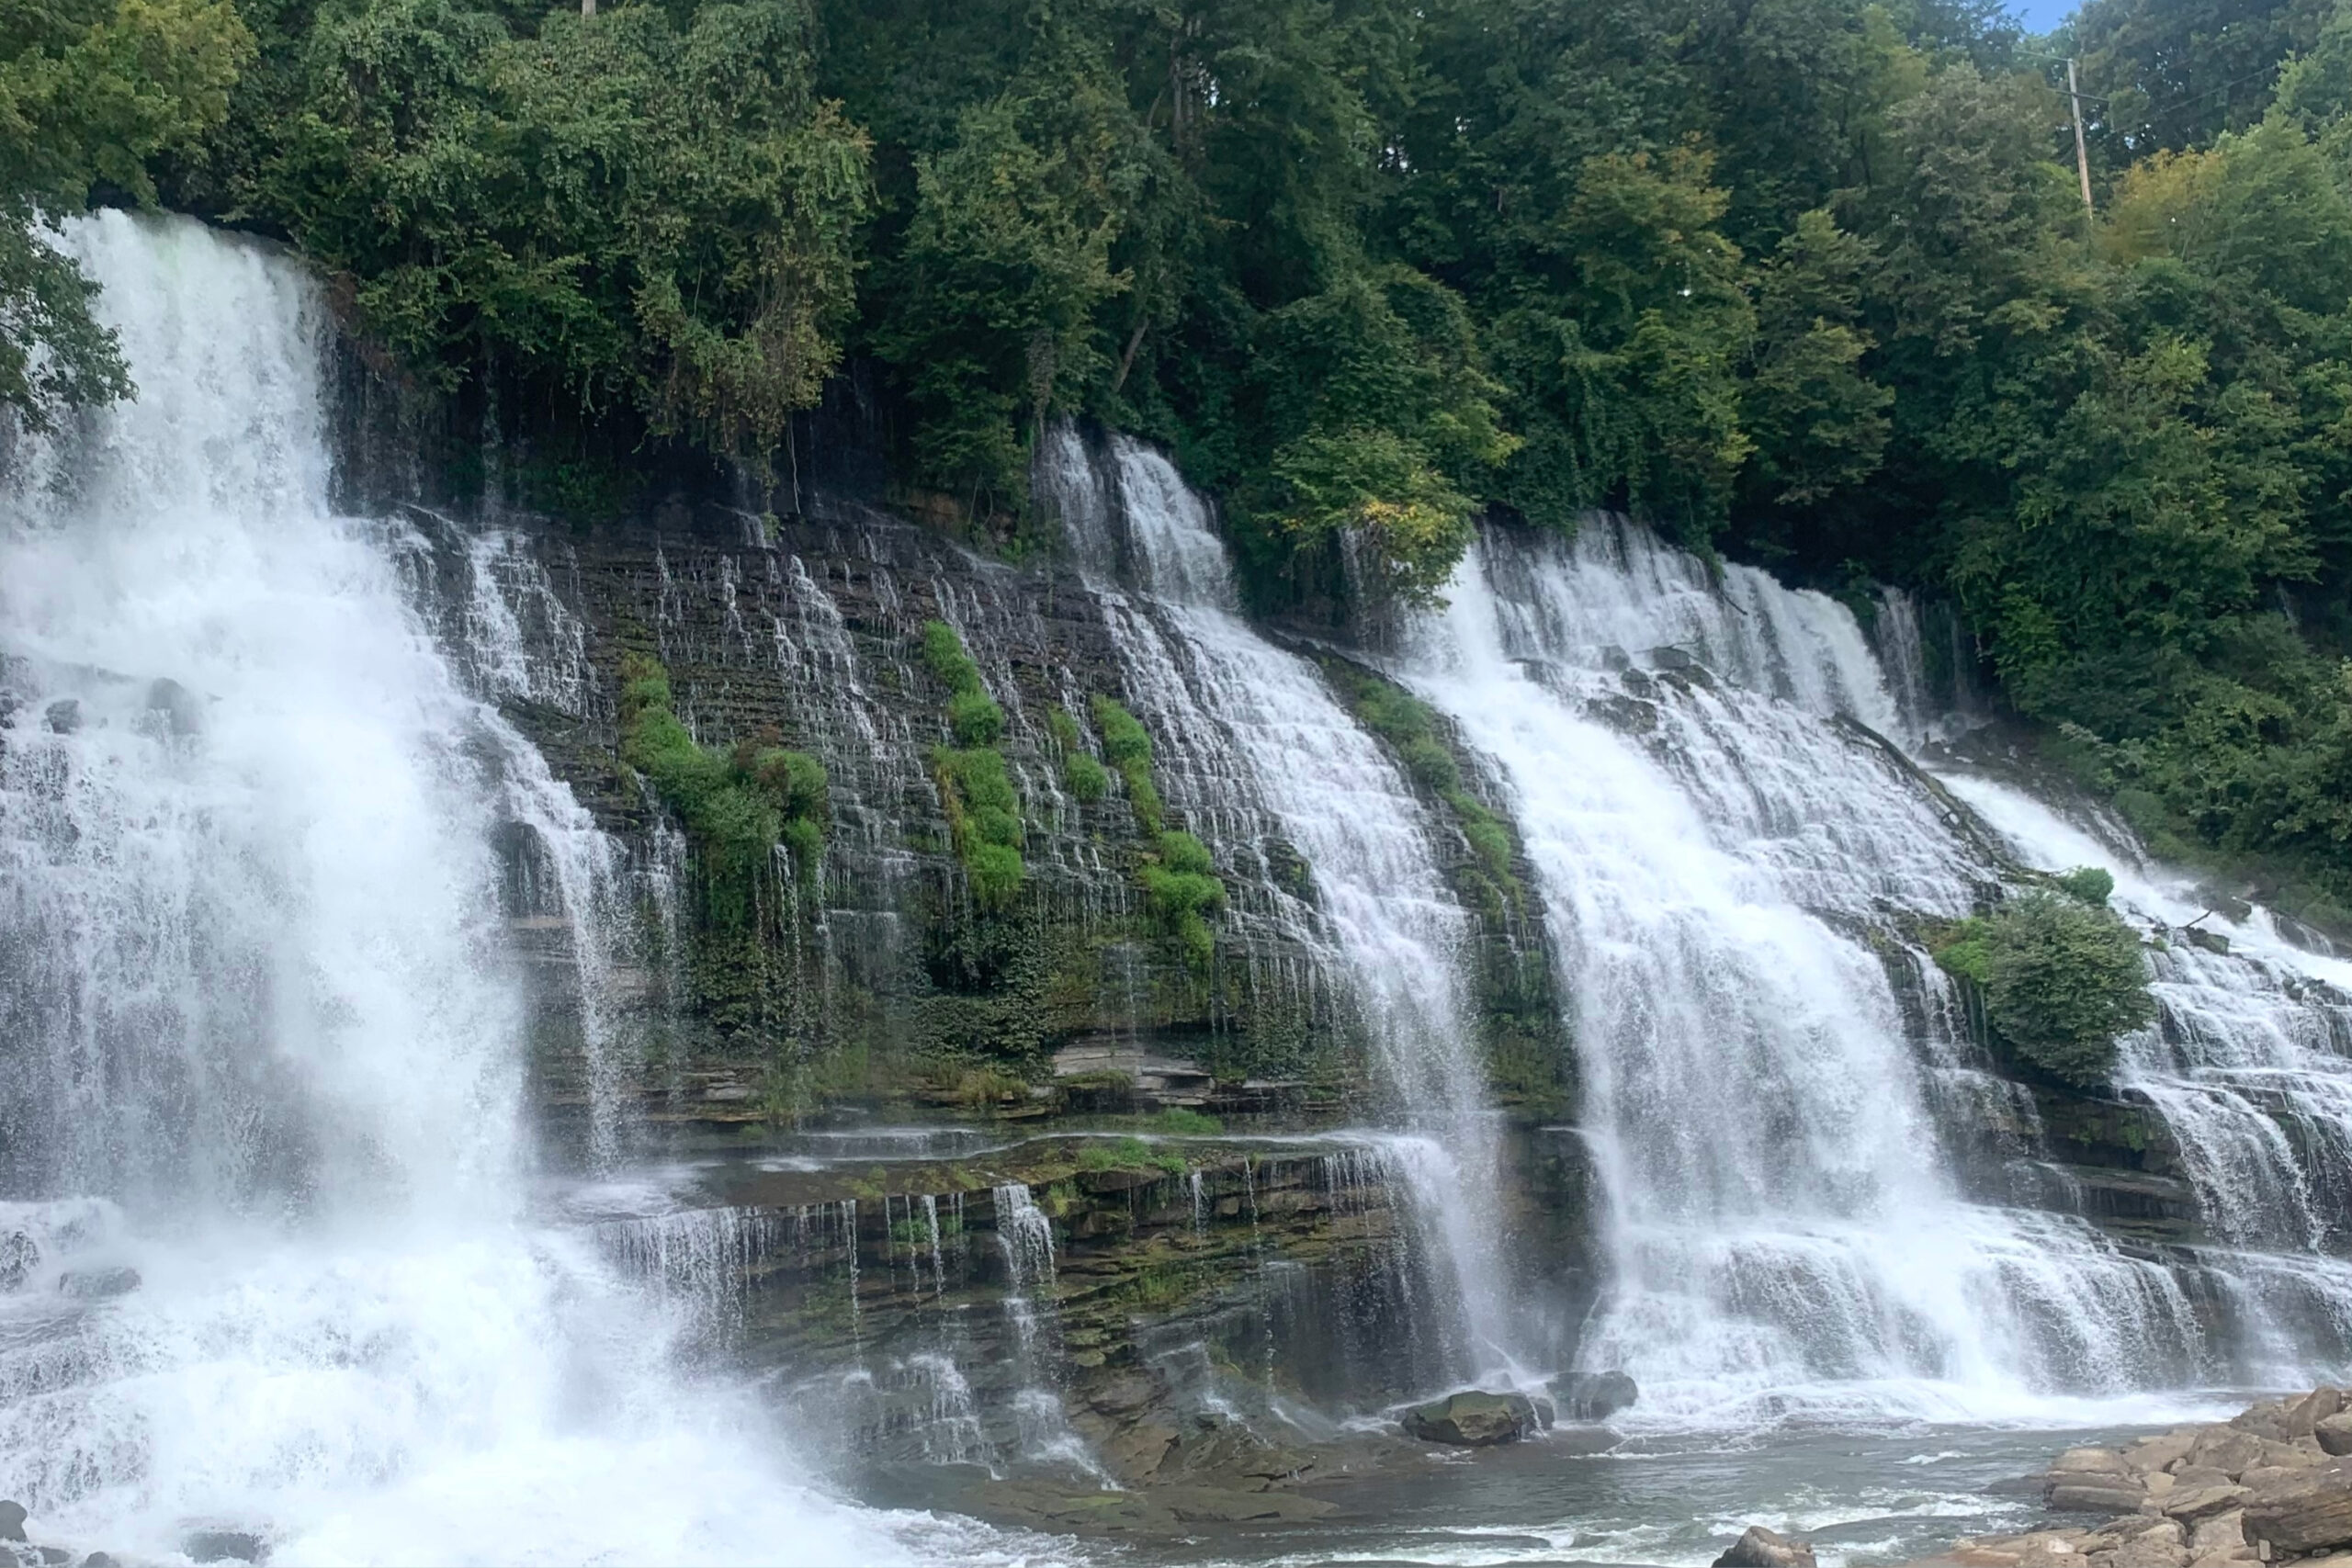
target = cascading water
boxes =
[1039,425,1520,1383]
[0,212,937,1562]
[1928,769,2352,1382]
[1396,518,2268,1424]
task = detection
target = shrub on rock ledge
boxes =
[1935,891,2155,1089]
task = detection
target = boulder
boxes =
[2257,1440,2324,1470]
[2316,1414,2352,1458]
[2131,1432,2202,1475]
[2243,1465,2352,1556]
[1557,1371,1640,1422]
[2049,1480,2149,1513]
[0,1506,20,1544]
[183,1531,264,1563]
[2188,1512,2246,1557]
[2054,1448,2134,1476]
[84,1555,117,1568]
[2188,1430,2268,1480]
[2232,1401,2290,1439]
[2289,1390,2346,1440]
[1400,1391,1540,1447]
[1713,1525,1817,1568]
[2160,1485,2249,1523]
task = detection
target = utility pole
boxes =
[2067,58,2095,220]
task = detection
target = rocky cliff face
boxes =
[357,387,1571,1146]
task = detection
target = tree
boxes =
[253,0,868,455]
[1,0,249,427]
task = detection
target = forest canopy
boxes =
[10,0,2352,908]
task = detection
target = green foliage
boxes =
[1075,1135,1186,1178]
[1153,1107,1222,1135]
[1934,892,2156,1088]
[1081,695,1224,970]
[1046,705,1110,803]
[618,653,827,927]
[1091,694,1161,834]
[931,743,1024,908]
[1,0,248,427]
[111,0,2352,906]
[230,0,869,454]
[1328,660,1523,914]
[917,618,1025,903]
[2056,866,2118,906]
[1144,829,1225,972]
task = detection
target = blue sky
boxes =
[2007,0,2078,35]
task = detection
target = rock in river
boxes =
[1715,1525,1818,1568]
[1400,1391,1542,1447]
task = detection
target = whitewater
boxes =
[0,212,998,1563]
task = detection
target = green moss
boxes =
[1153,1107,1222,1134]
[948,686,1005,746]
[918,620,1025,903]
[618,653,827,926]
[932,744,1026,908]
[922,618,985,693]
[1047,705,1110,801]
[1091,695,1164,833]
[1324,660,1523,913]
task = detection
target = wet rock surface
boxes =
[1716,1524,1818,1568]
[1555,1369,1639,1421]
[1401,1390,1544,1447]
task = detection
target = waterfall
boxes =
[0,212,913,1562]
[1396,519,2280,1424]
[1933,770,2352,1382]
[1039,425,1520,1383]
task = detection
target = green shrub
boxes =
[1327,661,1522,911]
[948,686,1006,746]
[1934,892,2154,1089]
[2055,866,2116,907]
[1091,697,1163,834]
[1077,1135,1157,1171]
[1046,705,1109,801]
[618,653,826,924]
[1932,917,1995,986]
[933,744,1025,907]
[1157,829,1215,876]
[920,622,1025,904]
[1154,1107,1222,1134]
[1081,696,1226,969]
[922,619,985,693]
[965,841,1025,906]
[1065,751,1109,802]
[1092,695,1154,768]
